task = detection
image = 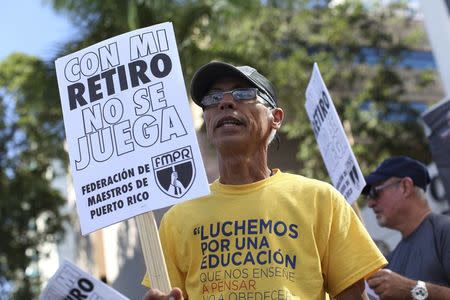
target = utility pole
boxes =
[419,0,450,209]
[419,0,450,97]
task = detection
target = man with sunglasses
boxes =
[143,61,387,300]
[364,156,450,299]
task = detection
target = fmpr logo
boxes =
[152,146,195,198]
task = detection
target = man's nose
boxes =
[367,197,376,208]
[218,93,236,110]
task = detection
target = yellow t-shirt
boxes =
[143,170,386,299]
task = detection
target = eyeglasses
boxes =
[201,88,269,108]
[367,179,402,200]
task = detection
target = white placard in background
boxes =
[55,22,209,235]
[39,260,129,300]
[305,63,365,204]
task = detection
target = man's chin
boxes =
[376,216,386,227]
[214,135,246,147]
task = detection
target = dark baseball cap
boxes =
[190,61,278,109]
[362,156,431,194]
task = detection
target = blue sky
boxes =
[0,1,77,61]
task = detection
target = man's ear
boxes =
[401,177,415,196]
[271,107,284,130]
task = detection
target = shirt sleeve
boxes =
[158,209,188,297]
[322,190,387,297]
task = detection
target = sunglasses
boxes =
[367,179,402,200]
[201,88,269,109]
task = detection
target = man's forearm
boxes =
[426,281,450,300]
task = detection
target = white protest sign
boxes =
[55,22,209,235]
[305,63,365,204]
[39,260,129,300]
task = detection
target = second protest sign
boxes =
[305,63,365,204]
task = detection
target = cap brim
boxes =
[362,172,390,195]
[190,62,257,107]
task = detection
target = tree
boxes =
[183,0,435,181]
[0,54,67,299]
[42,0,439,213]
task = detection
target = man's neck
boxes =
[216,150,271,185]
[399,208,432,238]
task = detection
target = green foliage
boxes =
[185,0,433,180]
[0,54,66,298]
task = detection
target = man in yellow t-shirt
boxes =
[143,61,386,300]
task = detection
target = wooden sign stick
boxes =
[135,211,171,293]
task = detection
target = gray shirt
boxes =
[387,213,450,286]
